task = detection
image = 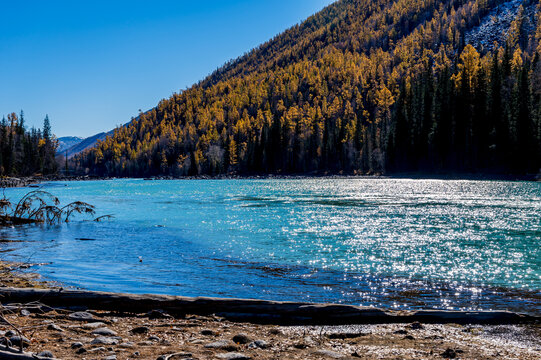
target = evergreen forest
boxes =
[0,112,58,176]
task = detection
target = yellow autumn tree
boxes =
[456,44,481,90]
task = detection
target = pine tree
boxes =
[43,115,51,140]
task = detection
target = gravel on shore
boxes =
[1,309,539,359]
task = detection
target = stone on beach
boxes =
[156,352,193,359]
[82,321,106,329]
[37,350,55,358]
[313,349,345,358]
[92,327,118,336]
[201,329,217,336]
[130,326,150,334]
[408,322,424,330]
[68,311,94,321]
[327,332,366,339]
[138,340,156,346]
[232,333,251,344]
[147,309,172,319]
[87,346,106,352]
[216,353,251,360]
[248,339,270,349]
[441,348,463,358]
[204,339,239,351]
[90,336,120,345]
[9,335,31,348]
[118,341,136,348]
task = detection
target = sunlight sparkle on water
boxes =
[1,178,539,314]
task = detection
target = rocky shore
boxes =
[0,175,110,188]
[0,262,539,360]
[0,177,40,188]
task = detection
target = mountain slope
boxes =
[74,0,541,177]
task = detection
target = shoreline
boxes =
[4,258,541,317]
[3,261,538,325]
[0,261,539,359]
[2,287,539,326]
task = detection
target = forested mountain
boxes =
[0,112,58,176]
[74,0,541,177]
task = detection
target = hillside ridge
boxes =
[74,0,541,177]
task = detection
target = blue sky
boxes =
[0,0,335,138]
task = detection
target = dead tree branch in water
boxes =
[0,187,112,226]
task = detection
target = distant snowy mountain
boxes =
[60,117,137,158]
[64,131,113,158]
[57,136,83,154]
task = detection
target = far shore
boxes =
[2,170,540,189]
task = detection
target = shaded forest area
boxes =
[74,0,541,177]
[0,112,58,176]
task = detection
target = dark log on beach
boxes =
[0,288,537,325]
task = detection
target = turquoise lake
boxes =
[1,179,540,314]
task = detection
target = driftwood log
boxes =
[0,288,538,325]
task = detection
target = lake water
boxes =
[1,179,539,314]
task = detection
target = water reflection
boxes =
[0,178,539,315]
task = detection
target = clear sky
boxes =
[0,0,335,138]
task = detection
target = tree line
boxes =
[0,111,58,176]
[73,0,541,177]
